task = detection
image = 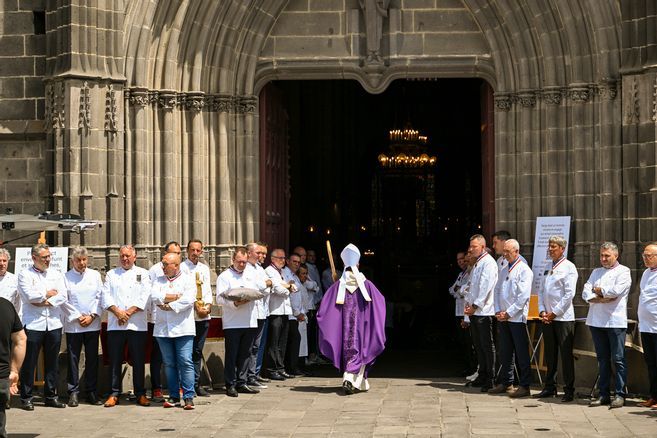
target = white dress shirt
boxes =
[102,266,151,331]
[64,268,103,333]
[306,262,323,305]
[449,269,469,317]
[0,272,20,314]
[246,262,271,320]
[265,265,292,316]
[216,267,259,329]
[582,264,631,329]
[538,257,578,321]
[17,265,69,331]
[303,278,319,311]
[639,268,657,333]
[494,259,533,323]
[284,268,304,320]
[465,253,498,316]
[150,271,196,337]
[182,259,213,322]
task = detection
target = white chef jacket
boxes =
[582,263,631,329]
[246,262,271,320]
[216,267,259,329]
[102,266,151,331]
[465,253,498,316]
[303,278,319,311]
[150,271,196,337]
[64,268,103,333]
[148,261,190,323]
[265,265,292,316]
[538,257,578,321]
[639,268,657,333]
[182,259,213,322]
[449,269,469,317]
[0,272,20,314]
[496,254,528,273]
[17,265,69,331]
[494,259,533,323]
[284,268,304,320]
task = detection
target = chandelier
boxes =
[377,124,437,169]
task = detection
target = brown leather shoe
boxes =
[104,396,119,408]
[487,384,512,394]
[509,386,531,398]
[136,395,151,406]
[638,398,657,407]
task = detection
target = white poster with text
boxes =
[531,216,571,295]
[14,247,69,275]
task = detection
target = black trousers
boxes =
[247,319,266,382]
[456,317,477,373]
[193,320,210,387]
[285,319,300,373]
[306,309,318,357]
[266,315,289,373]
[543,320,575,393]
[0,378,8,438]
[106,330,147,397]
[148,323,163,391]
[470,315,495,386]
[66,330,100,395]
[497,321,531,387]
[20,328,62,402]
[641,332,657,400]
[224,327,257,388]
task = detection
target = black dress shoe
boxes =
[45,398,67,408]
[236,385,260,394]
[248,380,268,389]
[21,401,34,411]
[256,376,271,383]
[561,393,574,402]
[68,393,79,407]
[280,371,294,379]
[225,386,238,397]
[87,393,102,405]
[269,372,285,381]
[195,386,211,397]
[534,388,557,398]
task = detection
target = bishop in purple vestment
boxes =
[317,244,386,394]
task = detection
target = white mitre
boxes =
[336,243,371,304]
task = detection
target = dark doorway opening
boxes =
[260,78,491,374]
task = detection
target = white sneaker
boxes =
[466,370,479,382]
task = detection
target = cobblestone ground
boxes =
[6,375,657,437]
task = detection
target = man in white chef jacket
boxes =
[536,235,578,402]
[181,239,213,397]
[17,243,69,410]
[638,243,657,409]
[463,234,498,392]
[264,248,296,381]
[583,242,631,408]
[63,246,103,407]
[0,249,20,314]
[217,247,260,397]
[489,239,533,398]
[151,252,196,410]
[102,245,151,408]
[147,241,189,402]
[245,242,271,389]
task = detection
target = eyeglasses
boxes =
[271,256,285,260]
[642,254,657,258]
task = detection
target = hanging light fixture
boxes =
[377,123,437,169]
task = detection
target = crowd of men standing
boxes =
[0,239,331,418]
[450,231,657,409]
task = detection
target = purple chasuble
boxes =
[317,279,386,376]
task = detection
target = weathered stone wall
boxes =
[0,0,47,222]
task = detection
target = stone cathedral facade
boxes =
[0,1,655,278]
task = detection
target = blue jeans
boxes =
[192,320,210,388]
[156,336,195,400]
[589,326,626,398]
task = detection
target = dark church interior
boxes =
[269,79,488,374]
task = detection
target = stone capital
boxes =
[494,94,512,111]
[128,87,150,106]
